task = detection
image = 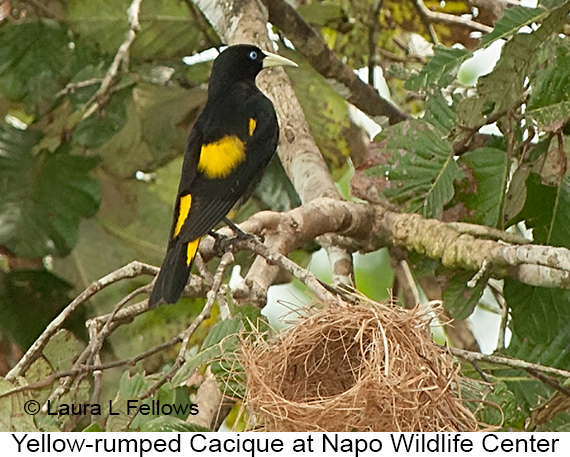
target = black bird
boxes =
[148,44,297,308]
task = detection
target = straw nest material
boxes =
[240,299,480,432]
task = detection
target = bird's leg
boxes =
[223,217,254,241]
[208,229,231,257]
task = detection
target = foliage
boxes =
[0,0,569,432]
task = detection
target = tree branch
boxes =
[413,0,493,34]
[198,198,570,292]
[262,0,408,125]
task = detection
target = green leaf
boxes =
[0,271,75,349]
[504,281,570,349]
[171,318,243,387]
[65,0,213,60]
[504,175,570,346]
[83,423,104,432]
[72,87,132,148]
[0,378,40,432]
[528,101,570,132]
[0,124,101,257]
[373,120,463,217]
[477,34,536,116]
[523,174,570,248]
[476,379,527,429]
[43,329,85,372]
[0,21,75,112]
[527,52,570,132]
[442,270,489,320]
[297,3,345,26]
[94,83,207,178]
[106,372,148,432]
[458,147,508,228]
[423,91,455,135]
[405,46,470,91]
[507,317,570,370]
[477,3,570,117]
[481,6,551,47]
[456,97,491,129]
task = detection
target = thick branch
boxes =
[198,199,570,291]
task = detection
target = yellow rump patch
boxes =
[198,136,245,179]
[174,194,192,237]
[186,238,200,266]
[249,118,257,136]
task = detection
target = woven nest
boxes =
[240,299,480,432]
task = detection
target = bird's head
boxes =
[209,44,297,93]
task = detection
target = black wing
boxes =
[176,95,278,243]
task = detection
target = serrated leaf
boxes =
[201,317,244,350]
[524,174,570,247]
[481,6,551,47]
[372,120,463,217]
[0,125,101,258]
[456,97,490,129]
[527,52,570,131]
[477,4,570,117]
[477,33,536,116]
[405,47,470,91]
[504,176,570,345]
[458,147,508,227]
[528,101,570,132]
[106,372,148,432]
[423,91,455,135]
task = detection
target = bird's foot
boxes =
[223,217,255,242]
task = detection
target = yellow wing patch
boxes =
[186,238,200,266]
[198,136,245,179]
[174,194,192,237]
[249,118,257,136]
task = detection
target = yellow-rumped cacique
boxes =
[148,44,297,308]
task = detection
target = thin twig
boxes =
[79,0,143,123]
[450,347,570,379]
[413,0,493,34]
[55,79,103,98]
[6,261,158,381]
[86,284,153,367]
[0,335,183,401]
[138,251,236,400]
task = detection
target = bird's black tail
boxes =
[148,238,200,308]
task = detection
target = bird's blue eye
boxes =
[248,50,258,60]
